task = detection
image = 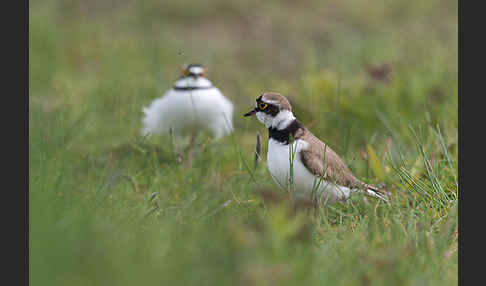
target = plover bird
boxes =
[141,64,234,140]
[244,92,388,204]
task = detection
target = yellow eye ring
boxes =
[259,103,268,110]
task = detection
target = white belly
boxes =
[267,139,351,203]
[141,87,234,139]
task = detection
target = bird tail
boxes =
[363,185,389,203]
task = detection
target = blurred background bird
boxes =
[141,64,234,143]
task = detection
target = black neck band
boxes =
[268,119,303,144]
[173,75,213,90]
[173,85,213,91]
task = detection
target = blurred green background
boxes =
[30,0,458,285]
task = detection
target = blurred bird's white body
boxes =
[141,73,234,139]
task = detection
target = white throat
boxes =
[256,110,296,129]
[174,77,212,89]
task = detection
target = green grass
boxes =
[30,0,458,285]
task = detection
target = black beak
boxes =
[244,108,257,117]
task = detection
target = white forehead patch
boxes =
[188,66,204,75]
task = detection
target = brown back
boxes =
[295,127,379,192]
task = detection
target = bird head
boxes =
[244,92,295,129]
[183,64,206,78]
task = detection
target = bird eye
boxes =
[258,103,268,110]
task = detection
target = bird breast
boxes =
[141,87,233,137]
[266,138,350,203]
